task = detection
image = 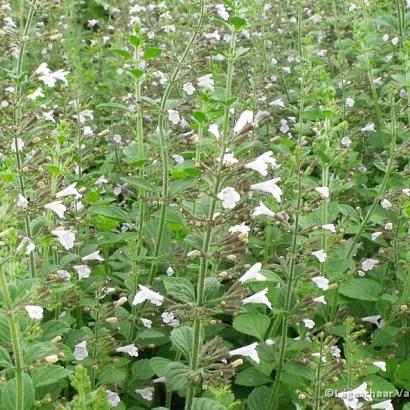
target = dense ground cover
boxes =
[1,0,410,409]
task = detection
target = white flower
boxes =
[361,258,379,272]
[183,82,195,95]
[116,344,139,357]
[402,188,410,197]
[371,400,394,410]
[56,183,82,199]
[322,224,336,233]
[161,311,180,327]
[252,201,275,218]
[371,232,382,241]
[243,288,272,309]
[172,154,185,164]
[336,382,371,409]
[269,98,285,108]
[132,285,164,306]
[216,4,229,20]
[42,110,55,122]
[245,151,279,176]
[303,319,315,329]
[313,296,326,304]
[82,250,104,261]
[167,109,180,125]
[341,136,352,147]
[311,276,329,290]
[217,187,241,209]
[392,36,399,46]
[95,175,108,186]
[11,138,24,152]
[106,390,121,407]
[17,194,28,209]
[166,266,174,276]
[197,74,214,91]
[44,201,66,218]
[209,123,220,140]
[73,265,91,279]
[83,126,93,136]
[187,249,201,258]
[57,270,71,281]
[27,87,44,100]
[25,305,43,320]
[229,222,250,240]
[385,222,393,230]
[35,62,69,87]
[88,19,99,27]
[315,186,329,199]
[52,228,75,250]
[141,318,152,328]
[373,361,386,372]
[346,97,355,107]
[229,342,260,364]
[362,315,384,328]
[221,152,238,166]
[233,110,253,135]
[380,199,392,209]
[361,123,376,133]
[74,340,88,361]
[17,237,35,255]
[331,346,341,358]
[265,338,274,346]
[135,387,154,401]
[239,263,266,283]
[312,249,327,263]
[250,178,282,203]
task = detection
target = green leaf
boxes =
[164,362,190,391]
[339,278,382,301]
[233,313,270,341]
[96,102,130,112]
[121,176,156,192]
[170,326,194,360]
[32,365,72,387]
[131,359,155,380]
[150,357,172,377]
[128,34,142,48]
[235,368,271,387]
[247,385,269,410]
[143,47,161,59]
[0,346,12,367]
[395,359,410,390]
[112,48,132,59]
[192,398,226,410]
[229,16,246,30]
[1,373,35,410]
[89,206,129,222]
[129,68,144,79]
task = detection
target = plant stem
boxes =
[147,1,204,286]
[312,337,324,410]
[0,263,25,410]
[14,2,37,278]
[330,95,397,322]
[184,28,237,410]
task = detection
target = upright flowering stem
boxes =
[312,335,325,410]
[330,95,397,321]
[184,29,237,410]
[0,262,25,410]
[268,5,304,409]
[14,2,37,278]
[147,1,204,285]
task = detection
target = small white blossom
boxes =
[209,123,220,140]
[166,266,174,276]
[361,123,376,133]
[336,382,371,409]
[27,87,44,100]
[315,186,329,199]
[371,400,394,410]
[74,340,88,361]
[161,311,180,327]
[82,250,104,261]
[361,258,379,272]
[311,276,329,290]
[11,138,24,152]
[56,183,82,199]
[331,346,341,358]
[380,199,392,209]
[44,201,66,218]
[269,98,285,108]
[25,305,43,320]
[57,270,71,281]
[229,342,260,364]
[402,188,410,197]
[17,237,35,255]
[116,344,139,357]
[346,97,355,107]
[135,387,154,401]
[182,82,195,95]
[250,178,282,203]
[106,390,121,407]
[141,318,152,328]
[385,222,393,230]
[243,288,272,309]
[303,319,315,329]
[73,265,91,279]
[252,201,275,218]
[313,296,326,304]
[239,263,266,283]
[373,361,386,372]
[362,315,384,328]
[245,151,279,176]
[17,194,29,209]
[197,74,214,91]
[341,136,352,147]
[187,250,201,258]
[322,224,336,233]
[371,232,382,241]
[217,187,241,209]
[228,222,250,240]
[51,228,75,250]
[233,110,253,135]
[132,285,164,306]
[312,249,327,263]
[168,109,180,125]
[95,175,108,186]
[172,154,185,164]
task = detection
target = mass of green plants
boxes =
[1,0,410,409]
